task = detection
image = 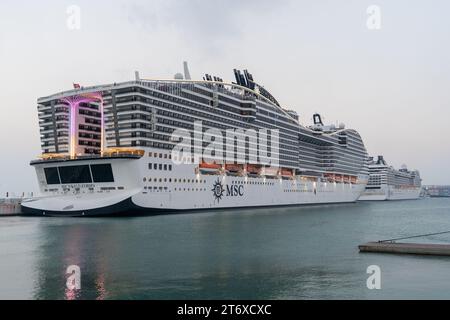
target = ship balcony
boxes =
[40,128,54,134]
[39,115,53,120]
[40,136,56,141]
[37,104,52,109]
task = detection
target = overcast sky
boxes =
[0,0,449,194]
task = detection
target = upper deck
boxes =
[30,148,144,165]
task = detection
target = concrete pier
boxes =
[0,198,23,216]
[359,242,450,256]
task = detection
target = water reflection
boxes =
[24,199,450,299]
[33,220,119,300]
[30,205,365,300]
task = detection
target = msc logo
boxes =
[212,178,244,203]
[212,179,225,202]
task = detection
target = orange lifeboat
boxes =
[350,176,357,184]
[263,167,279,176]
[281,168,294,177]
[199,161,222,173]
[246,164,262,175]
[343,175,350,183]
[225,164,242,172]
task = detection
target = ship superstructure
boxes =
[22,63,369,216]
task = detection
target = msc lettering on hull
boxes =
[226,185,244,197]
[212,179,244,203]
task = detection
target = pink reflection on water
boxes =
[95,273,107,300]
[65,288,78,300]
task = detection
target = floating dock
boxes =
[359,242,450,256]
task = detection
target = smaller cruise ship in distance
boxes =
[359,156,422,201]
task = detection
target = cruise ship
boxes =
[21,63,369,216]
[359,156,422,201]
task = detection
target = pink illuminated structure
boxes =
[60,92,104,158]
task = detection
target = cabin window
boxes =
[44,167,60,185]
[59,165,92,184]
[91,164,115,183]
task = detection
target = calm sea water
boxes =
[2,198,450,300]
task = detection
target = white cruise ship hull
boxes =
[359,185,421,201]
[22,182,366,217]
[21,148,368,217]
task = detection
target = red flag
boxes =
[73,83,81,89]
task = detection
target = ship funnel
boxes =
[313,113,323,126]
[183,61,191,80]
[377,156,386,165]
